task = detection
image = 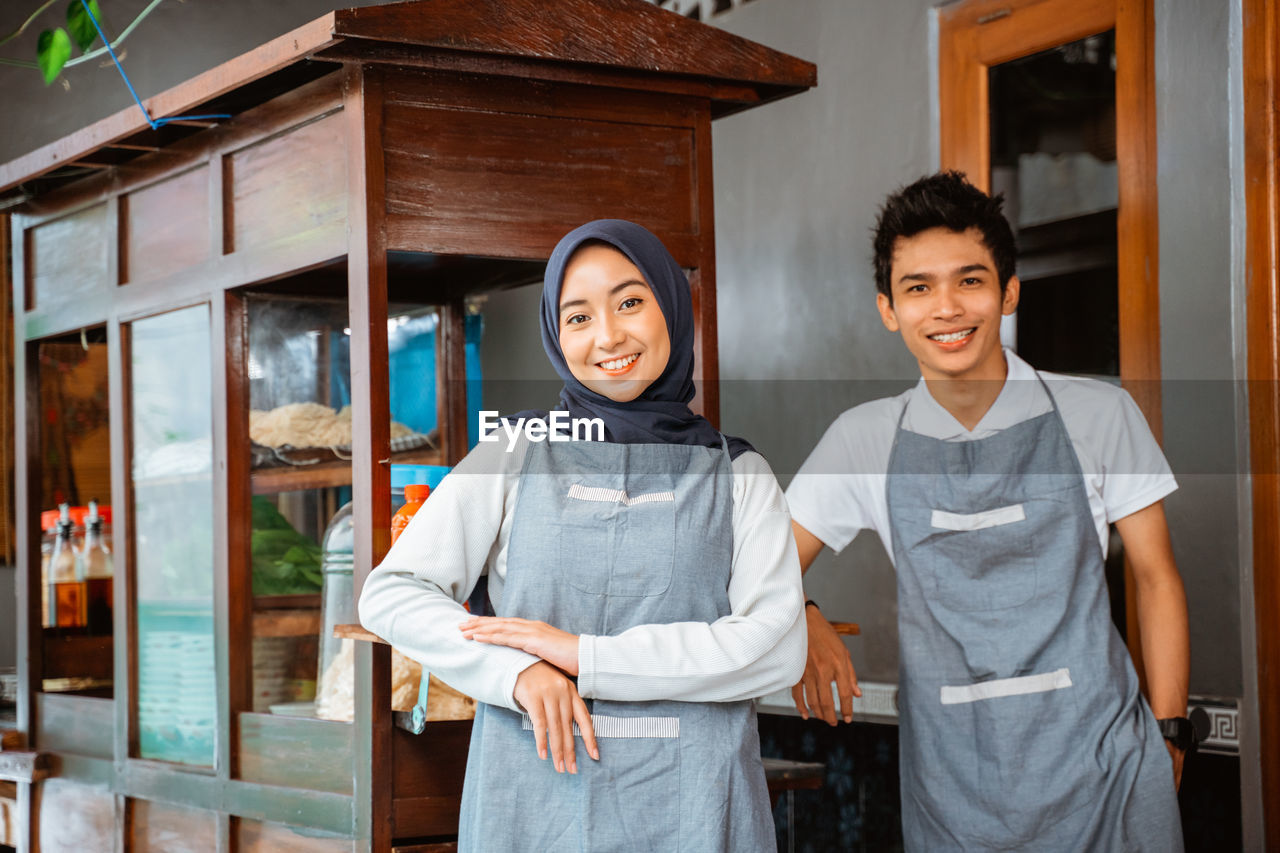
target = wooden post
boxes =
[212,285,248,852]
[436,301,469,466]
[1,213,12,566]
[690,105,719,427]
[1244,0,1280,843]
[345,63,394,853]
[11,212,39,853]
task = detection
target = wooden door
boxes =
[938,0,1158,678]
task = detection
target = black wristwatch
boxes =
[1156,716,1198,753]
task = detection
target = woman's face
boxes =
[557,244,671,403]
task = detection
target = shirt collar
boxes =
[903,349,1047,440]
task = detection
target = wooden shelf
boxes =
[253,608,320,639]
[334,623,384,644]
[42,631,112,680]
[254,594,320,610]
[253,595,320,638]
[250,447,443,495]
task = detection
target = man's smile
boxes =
[927,327,977,348]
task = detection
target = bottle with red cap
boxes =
[390,484,431,545]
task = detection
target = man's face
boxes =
[876,226,1020,383]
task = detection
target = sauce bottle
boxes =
[390,484,431,545]
[81,500,113,634]
[49,503,86,628]
[40,510,59,628]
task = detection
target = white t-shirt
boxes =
[358,435,806,713]
[786,349,1177,563]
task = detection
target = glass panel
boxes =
[244,295,349,719]
[989,31,1119,377]
[130,305,215,766]
[241,288,472,725]
[34,329,114,696]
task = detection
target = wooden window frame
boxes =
[1,214,11,565]
[939,0,1159,420]
[1244,0,1280,843]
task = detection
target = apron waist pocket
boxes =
[931,503,1025,531]
[522,714,680,738]
[567,483,676,506]
[940,667,1072,705]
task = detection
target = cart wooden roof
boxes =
[0,0,816,205]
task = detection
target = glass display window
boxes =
[35,327,113,698]
[128,305,216,766]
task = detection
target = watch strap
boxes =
[1156,716,1197,752]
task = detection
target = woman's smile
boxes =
[597,352,641,374]
[558,243,671,402]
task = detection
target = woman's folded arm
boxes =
[357,440,540,711]
[576,452,807,702]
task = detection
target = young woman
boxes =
[358,219,806,852]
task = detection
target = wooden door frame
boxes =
[1243,0,1280,843]
[938,0,1160,679]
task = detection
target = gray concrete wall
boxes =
[708,0,937,683]
[477,285,561,417]
[1153,0,1241,699]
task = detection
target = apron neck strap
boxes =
[1032,370,1064,417]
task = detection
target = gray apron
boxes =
[887,377,1182,851]
[457,437,774,852]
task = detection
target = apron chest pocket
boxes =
[558,484,676,597]
[925,502,1037,612]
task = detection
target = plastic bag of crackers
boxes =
[314,639,475,722]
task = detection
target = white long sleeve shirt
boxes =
[358,435,807,713]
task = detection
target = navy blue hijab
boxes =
[529,219,753,460]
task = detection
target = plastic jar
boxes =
[315,501,355,717]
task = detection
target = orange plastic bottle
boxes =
[390,484,431,545]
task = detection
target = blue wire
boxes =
[79,0,230,130]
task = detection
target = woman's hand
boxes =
[513,661,599,773]
[460,617,580,675]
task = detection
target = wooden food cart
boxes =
[0,1,814,849]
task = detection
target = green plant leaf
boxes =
[36,27,71,84]
[66,0,103,53]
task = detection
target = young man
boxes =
[786,172,1190,850]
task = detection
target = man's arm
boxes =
[790,521,862,725]
[1113,500,1190,789]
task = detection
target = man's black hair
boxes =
[872,171,1017,301]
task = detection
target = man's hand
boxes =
[460,617,580,675]
[512,662,599,773]
[1166,740,1185,791]
[791,604,861,725]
